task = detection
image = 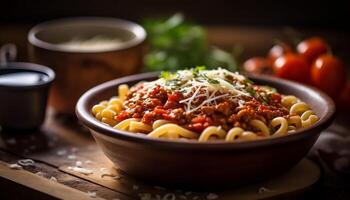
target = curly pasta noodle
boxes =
[250,119,270,137]
[271,117,288,136]
[92,83,319,142]
[147,124,198,139]
[283,96,319,129]
[225,127,258,141]
[198,126,226,141]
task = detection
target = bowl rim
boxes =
[76,72,336,149]
[28,16,147,53]
[0,62,55,89]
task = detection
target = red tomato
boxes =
[273,54,310,83]
[297,37,328,64]
[311,54,346,98]
[243,57,272,74]
[337,81,350,111]
[267,43,293,64]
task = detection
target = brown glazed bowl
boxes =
[28,17,146,114]
[76,72,335,187]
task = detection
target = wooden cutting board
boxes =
[0,109,320,200]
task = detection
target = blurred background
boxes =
[1,0,349,62]
[0,1,350,199]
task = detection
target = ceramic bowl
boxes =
[76,72,335,187]
[28,17,146,114]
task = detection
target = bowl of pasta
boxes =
[76,67,335,187]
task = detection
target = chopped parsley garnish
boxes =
[246,87,256,97]
[244,78,254,84]
[160,71,175,80]
[207,78,220,84]
[201,74,219,84]
[166,78,182,90]
[262,99,269,105]
[192,65,206,77]
[262,86,277,93]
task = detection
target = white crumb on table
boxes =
[87,191,97,198]
[163,193,176,200]
[258,186,274,194]
[50,176,58,182]
[154,186,166,190]
[57,149,67,156]
[67,154,77,160]
[68,166,93,175]
[8,163,22,170]
[71,147,79,152]
[185,191,192,196]
[17,159,35,167]
[206,193,219,200]
[84,160,93,164]
[133,185,139,190]
[6,138,16,145]
[35,171,45,176]
[75,161,83,167]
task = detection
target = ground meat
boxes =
[201,106,215,115]
[216,102,231,116]
[116,84,289,133]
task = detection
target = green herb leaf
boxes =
[207,78,220,84]
[244,78,254,84]
[262,99,269,105]
[160,71,171,79]
[191,66,206,77]
[142,14,238,71]
[246,87,256,97]
[195,66,206,71]
[263,86,277,93]
[199,73,219,84]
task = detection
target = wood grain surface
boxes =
[0,109,321,199]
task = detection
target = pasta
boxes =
[198,126,226,141]
[92,68,319,142]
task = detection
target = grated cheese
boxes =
[139,68,253,114]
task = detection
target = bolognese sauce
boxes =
[116,68,289,134]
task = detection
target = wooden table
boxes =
[0,109,326,200]
[0,23,349,199]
